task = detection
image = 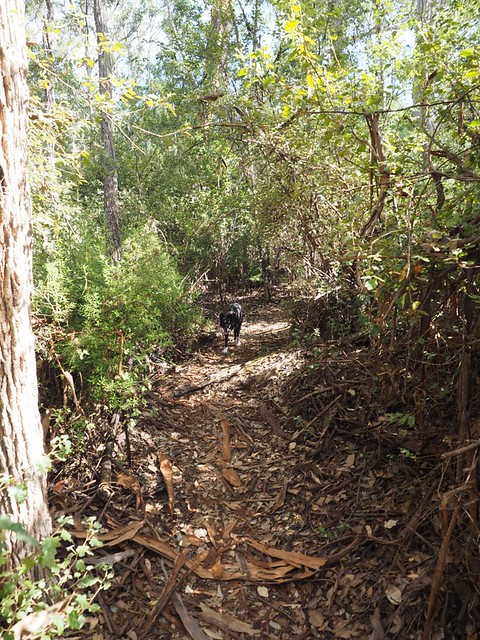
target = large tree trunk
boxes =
[93,0,122,262]
[0,0,52,567]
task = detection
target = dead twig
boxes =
[140,548,191,639]
[366,483,436,546]
[441,439,480,459]
[422,501,460,640]
[99,442,114,499]
[303,394,342,431]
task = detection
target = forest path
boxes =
[146,292,302,564]
[104,290,406,639]
[131,292,309,637]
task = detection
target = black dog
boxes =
[219,303,244,354]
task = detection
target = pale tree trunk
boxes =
[416,0,434,23]
[414,0,440,144]
[93,0,122,262]
[208,0,233,91]
[0,0,52,567]
[414,0,446,207]
[237,0,261,52]
[43,0,55,110]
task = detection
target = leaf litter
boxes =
[49,289,479,639]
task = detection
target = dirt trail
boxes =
[146,291,304,551]
[114,291,363,639]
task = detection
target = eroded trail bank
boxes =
[56,291,469,639]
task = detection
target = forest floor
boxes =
[55,289,474,640]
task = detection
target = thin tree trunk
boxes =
[0,0,52,567]
[43,0,55,109]
[361,113,390,237]
[93,0,122,262]
[208,0,233,91]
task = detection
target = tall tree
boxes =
[207,0,233,91]
[94,0,122,262]
[0,0,51,566]
[42,0,56,110]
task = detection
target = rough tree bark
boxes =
[0,0,52,566]
[93,0,122,262]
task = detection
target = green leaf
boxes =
[37,454,52,473]
[0,517,38,546]
[40,536,61,569]
[285,19,300,33]
[363,277,378,291]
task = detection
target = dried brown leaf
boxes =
[221,518,238,540]
[245,537,327,570]
[271,476,289,513]
[198,603,261,636]
[259,402,290,439]
[333,618,362,638]
[10,600,67,640]
[72,520,144,546]
[158,453,175,514]
[116,472,144,511]
[130,530,331,583]
[222,465,242,488]
[220,419,232,462]
[385,585,402,605]
[172,593,210,640]
[308,609,327,630]
[368,607,384,640]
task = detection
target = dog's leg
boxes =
[234,326,241,347]
[222,333,229,354]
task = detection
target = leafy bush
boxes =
[0,512,111,640]
[55,226,202,405]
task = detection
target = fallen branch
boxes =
[173,365,243,397]
[422,501,460,640]
[441,438,480,459]
[260,402,290,439]
[140,548,191,639]
[303,394,342,431]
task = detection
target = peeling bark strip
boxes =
[0,0,51,563]
[361,113,390,237]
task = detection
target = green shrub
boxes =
[57,226,202,404]
[0,510,111,640]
